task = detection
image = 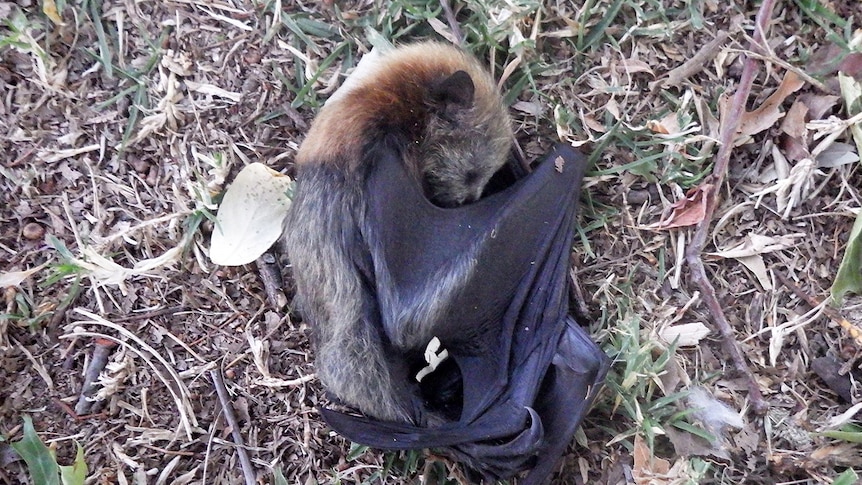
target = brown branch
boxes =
[256,251,287,309]
[652,30,730,90]
[683,0,778,416]
[75,337,118,415]
[440,0,464,47]
[211,369,256,485]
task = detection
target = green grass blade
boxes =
[10,416,61,485]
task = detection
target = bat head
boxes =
[419,69,512,207]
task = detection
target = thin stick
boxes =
[683,0,778,415]
[256,251,287,309]
[75,338,118,415]
[440,0,463,46]
[210,369,256,485]
[654,30,730,89]
[775,272,862,347]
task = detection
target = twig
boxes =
[683,0,778,416]
[775,272,862,348]
[569,253,590,322]
[440,0,463,46]
[210,369,256,485]
[114,305,190,322]
[652,30,730,90]
[256,251,287,309]
[75,337,117,415]
[726,47,832,94]
[53,397,107,421]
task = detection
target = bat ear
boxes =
[429,70,475,109]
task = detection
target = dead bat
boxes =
[284,42,515,424]
[282,42,609,483]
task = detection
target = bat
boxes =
[283,41,515,424]
[282,42,609,483]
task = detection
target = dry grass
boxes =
[1,1,861,484]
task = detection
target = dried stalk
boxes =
[683,0,778,415]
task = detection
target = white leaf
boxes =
[210,163,293,266]
[0,263,49,288]
[659,322,711,347]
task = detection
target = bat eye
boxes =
[463,169,480,186]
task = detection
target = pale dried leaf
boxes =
[42,0,64,25]
[824,402,862,429]
[210,163,294,266]
[511,100,543,116]
[161,50,193,76]
[185,81,242,102]
[37,144,100,163]
[0,262,48,288]
[737,254,771,290]
[816,141,859,168]
[709,233,803,259]
[617,58,655,76]
[658,322,711,347]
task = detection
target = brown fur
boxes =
[297,42,512,206]
[283,42,512,422]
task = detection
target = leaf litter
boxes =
[1,1,861,484]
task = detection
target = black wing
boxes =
[321,144,610,483]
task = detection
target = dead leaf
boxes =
[185,81,242,102]
[816,141,859,168]
[0,263,49,288]
[780,99,808,139]
[809,444,862,466]
[633,434,671,485]
[709,233,803,289]
[210,163,294,266]
[511,100,543,116]
[649,182,713,230]
[838,52,862,81]
[658,322,711,347]
[779,133,811,163]
[665,426,730,460]
[42,0,64,25]
[825,402,862,429]
[647,112,679,135]
[616,58,655,77]
[738,71,805,139]
[811,356,854,402]
[709,233,803,259]
[161,49,193,76]
[800,93,840,120]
